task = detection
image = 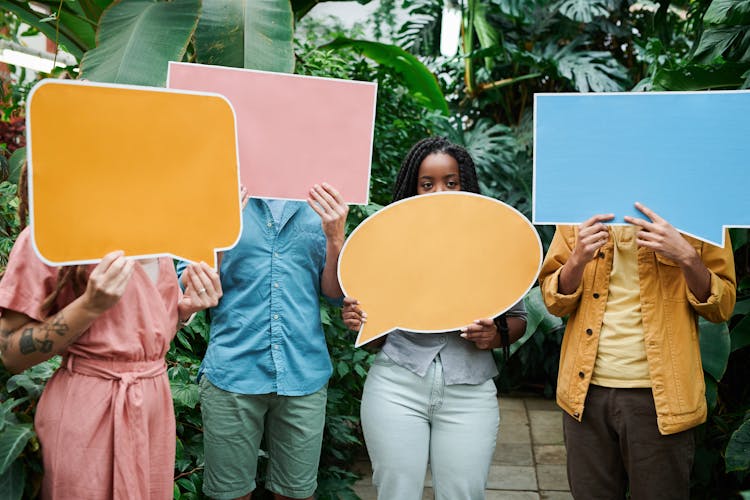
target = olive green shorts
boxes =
[199,377,327,499]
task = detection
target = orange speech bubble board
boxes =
[338,192,542,347]
[27,80,241,268]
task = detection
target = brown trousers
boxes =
[563,385,695,500]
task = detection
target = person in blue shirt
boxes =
[180,183,348,500]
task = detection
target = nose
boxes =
[435,183,449,192]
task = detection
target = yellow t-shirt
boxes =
[591,226,651,388]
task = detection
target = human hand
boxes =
[342,297,366,331]
[571,213,614,265]
[81,251,135,315]
[178,261,223,320]
[307,183,349,246]
[624,202,697,266]
[240,185,249,210]
[460,318,498,350]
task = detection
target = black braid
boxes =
[392,136,481,202]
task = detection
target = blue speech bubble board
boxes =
[533,91,750,247]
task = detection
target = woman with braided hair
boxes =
[0,164,223,499]
[342,136,527,499]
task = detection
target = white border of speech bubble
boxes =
[26,79,243,270]
[337,191,543,347]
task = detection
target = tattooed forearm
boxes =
[41,312,69,337]
[19,328,36,354]
[17,312,68,355]
[0,328,10,355]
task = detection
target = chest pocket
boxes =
[654,238,703,301]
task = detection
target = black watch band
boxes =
[494,314,510,361]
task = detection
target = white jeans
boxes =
[361,352,500,500]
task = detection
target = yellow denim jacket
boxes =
[539,226,736,435]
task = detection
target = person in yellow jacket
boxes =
[539,202,736,499]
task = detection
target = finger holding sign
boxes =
[625,202,696,265]
[559,213,614,295]
[179,262,223,323]
[240,185,249,209]
[82,251,136,315]
[460,318,498,350]
[342,297,367,331]
[626,202,712,301]
[572,213,614,263]
[308,182,349,245]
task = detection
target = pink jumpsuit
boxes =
[0,228,180,499]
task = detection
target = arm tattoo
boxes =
[0,328,10,355]
[41,313,69,337]
[19,328,36,354]
[18,312,69,355]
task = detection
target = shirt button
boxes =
[578,371,585,379]
[573,412,580,418]
[586,328,593,335]
[273,345,279,350]
[598,251,605,258]
[274,252,280,258]
[267,222,273,228]
[273,314,279,320]
[274,283,280,288]
[593,293,600,299]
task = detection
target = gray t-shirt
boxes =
[381,299,527,385]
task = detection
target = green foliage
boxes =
[167,311,209,500]
[324,37,450,114]
[79,0,200,86]
[699,317,731,381]
[195,0,295,72]
[0,181,19,274]
[495,287,565,398]
[0,358,59,500]
[0,0,95,59]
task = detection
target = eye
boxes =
[447,180,459,188]
[421,182,433,190]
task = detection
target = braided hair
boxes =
[392,136,481,202]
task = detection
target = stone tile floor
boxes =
[353,395,573,500]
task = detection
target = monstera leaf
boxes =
[556,47,630,92]
[555,0,609,22]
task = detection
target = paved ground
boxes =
[352,395,573,499]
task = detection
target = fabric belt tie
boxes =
[63,355,167,500]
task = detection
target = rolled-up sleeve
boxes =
[539,226,583,317]
[688,230,736,323]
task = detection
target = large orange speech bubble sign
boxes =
[27,80,241,268]
[338,192,542,347]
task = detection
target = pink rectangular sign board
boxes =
[168,62,376,204]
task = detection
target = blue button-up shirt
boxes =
[178,199,335,396]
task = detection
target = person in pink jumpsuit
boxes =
[0,227,222,499]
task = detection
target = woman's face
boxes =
[416,153,461,195]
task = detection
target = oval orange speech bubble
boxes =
[338,192,542,347]
[27,80,241,268]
